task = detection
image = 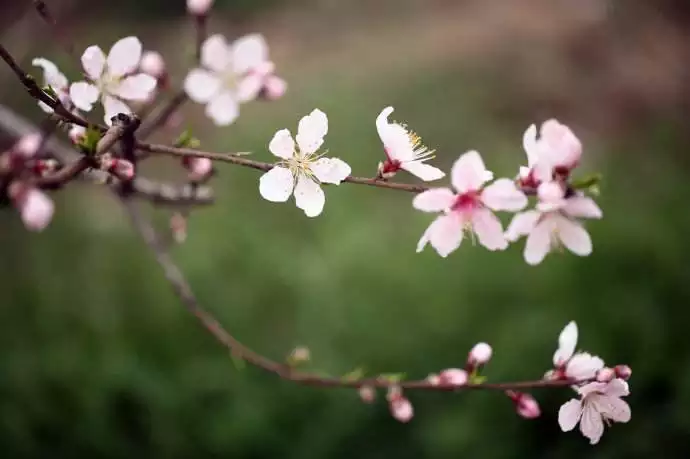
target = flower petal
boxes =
[471,208,508,251]
[580,403,605,445]
[602,379,630,398]
[402,161,445,181]
[231,34,268,74]
[268,129,295,159]
[107,36,142,77]
[558,399,582,432]
[505,210,540,242]
[540,119,582,169]
[81,45,106,80]
[205,91,239,126]
[296,109,328,155]
[111,73,157,100]
[417,213,464,257]
[412,188,455,213]
[294,175,325,217]
[102,95,131,125]
[184,69,221,103]
[522,124,540,167]
[69,82,99,111]
[376,106,413,161]
[563,196,603,219]
[553,321,578,366]
[200,35,230,73]
[554,215,592,256]
[311,158,351,185]
[236,73,263,102]
[451,150,493,193]
[259,166,294,202]
[32,57,68,90]
[524,217,555,265]
[593,394,631,423]
[567,352,604,380]
[481,178,528,211]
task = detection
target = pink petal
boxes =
[592,394,631,423]
[558,399,582,432]
[505,210,541,242]
[263,75,287,100]
[310,158,351,185]
[187,0,214,16]
[567,353,604,380]
[268,129,295,159]
[296,109,328,155]
[81,45,106,80]
[450,150,493,193]
[111,73,157,100]
[563,196,603,219]
[553,321,578,366]
[471,208,508,251]
[201,34,231,73]
[524,217,555,265]
[417,213,464,257]
[522,124,540,167]
[231,34,268,74]
[236,74,263,103]
[580,403,605,445]
[17,188,54,232]
[107,37,142,77]
[602,379,630,398]
[554,215,592,256]
[294,175,325,217]
[536,181,567,212]
[184,69,221,103]
[481,178,528,211]
[140,51,166,78]
[205,91,239,126]
[32,57,68,90]
[540,119,582,169]
[439,368,468,386]
[69,82,99,112]
[102,95,131,125]
[401,161,445,181]
[390,397,414,423]
[259,166,294,202]
[412,188,455,213]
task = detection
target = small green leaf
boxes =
[342,367,365,381]
[378,373,406,383]
[78,126,101,155]
[42,85,58,99]
[230,353,246,371]
[469,374,487,384]
[174,128,201,148]
[571,173,603,191]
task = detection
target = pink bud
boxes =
[358,385,375,404]
[596,367,615,383]
[540,119,582,170]
[537,181,564,203]
[262,76,287,100]
[186,157,213,181]
[614,365,632,381]
[140,51,166,79]
[187,0,214,15]
[14,133,42,158]
[426,373,441,386]
[389,397,413,423]
[109,159,135,180]
[439,368,468,387]
[468,342,492,367]
[10,183,54,232]
[514,393,541,419]
[170,213,187,244]
[69,125,86,144]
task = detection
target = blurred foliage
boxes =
[1,0,690,458]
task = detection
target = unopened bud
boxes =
[103,158,135,180]
[14,133,42,158]
[9,182,54,232]
[507,391,541,419]
[262,76,287,101]
[170,212,188,244]
[439,368,468,387]
[596,367,615,383]
[287,346,311,366]
[387,387,413,423]
[140,51,166,79]
[468,342,493,367]
[32,159,59,176]
[69,125,86,144]
[614,365,632,381]
[183,157,213,182]
[426,373,441,386]
[187,0,214,15]
[358,385,375,404]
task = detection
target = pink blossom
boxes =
[9,182,54,232]
[32,58,69,113]
[505,182,602,265]
[549,321,604,381]
[521,119,582,187]
[439,368,468,386]
[387,387,413,423]
[102,157,135,180]
[187,0,214,15]
[183,157,213,181]
[468,342,493,367]
[507,391,541,419]
[140,51,166,81]
[414,151,527,257]
[68,125,86,144]
[596,367,615,383]
[358,385,376,404]
[13,134,42,158]
[614,365,632,381]
[559,379,631,444]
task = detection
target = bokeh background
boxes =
[1,0,690,457]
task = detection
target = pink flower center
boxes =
[451,191,480,212]
[381,157,402,174]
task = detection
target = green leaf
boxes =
[42,85,58,100]
[78,126,101,155]
[230,353,246,371]
[571,173,603,191]
[342,367,365,381]
[377,372,406,383]
[174,128,201,149]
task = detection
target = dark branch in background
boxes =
[0,104,214,205]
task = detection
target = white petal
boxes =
[451,150,493,193]
[522,124,540,167]
[376,106,394,140]
[32,58,68,90]
[201,34,231,73]
[416,213,464,257]
[184,69,221,103]
[580,403,605,445]
[592,394,631,423]
[69,82,99,111]
[310,158,351,185]
[102,95,131,125]
[259,166,294,202]
[37,101,53,113]
[554,215,592,257]
[566,353,604,380]
[471,208,508,251]
[602,379,630,398]
[553,321,578,366]
[236,74,263,102]
[296,109,328,155]
[563,196,603,219]
[412,188,455,213]
[505,210,541,242]
[231,34,268,74]
[110,73,157,100]
[558,399,582,432]
[81,45,106,80]
[205,91,239,126]
[481,178,528,211]
[578,381,608,397]
[524,217,556,265]
[294,175,325,217]
[268,129,295,159]
[376,107,414,161]
[540,119,582,168]
[107,36,142,77]
[402,161,445,181]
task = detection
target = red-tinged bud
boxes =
[506,391,541,419]
[614,365,632,381]
[9,182,54,232]
[467,342,492,369]
[358,385,375,404]
[187,0,214,16]
[140,51,166,80]
[107,159,135,180]
[261,76,287,101]
[13,133,42,158]
[31,159,59,176]
[596,367,615,383]
[387,386,413,423]
[183,157,213,182]
[439,368,468,387]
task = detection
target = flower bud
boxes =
[183,157,213,182]
[9,182,54,232]
[187,0,214,15]
[468,342,492,367]
[262,76,287,101]
[140,51,166,79]
[614,364,632,381]
[102,158,135,181]
[170,212,188,244]
[358,385,375,404]
[439,368,468,387]
[387,388,413,423]
[426,373,441,386]
[287,346,311,366]
[596,367,615,383]
[14,133,42,158]
[515,393,541,419]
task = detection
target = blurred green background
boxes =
[2,0,690,457]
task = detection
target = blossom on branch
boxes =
[187,0,214,16]
[70,36,157,125]
[414,151,527,257]
[184,34,276,125]
[375,106,444,181]
[8,182,54,232]
[259,109,351,217]
[547,321,604,381]
[32,58,69,113]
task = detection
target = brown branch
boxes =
[137,142,431,193]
